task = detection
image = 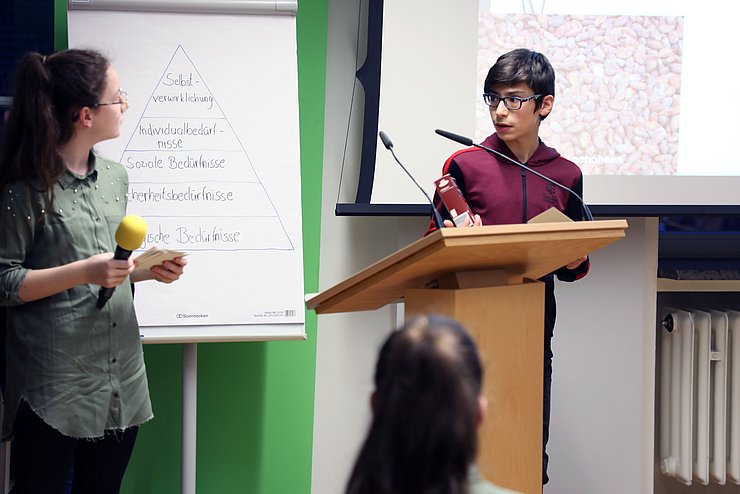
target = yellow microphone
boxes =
[97,214,148,308]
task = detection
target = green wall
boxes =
[55,1,326,492]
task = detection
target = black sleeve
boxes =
[555,172,590,282]
[447,160,466,198]
[555,256,590,282]
[563,172,585,221]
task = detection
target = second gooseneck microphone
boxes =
[378,131,444,230]
[434,129,594,221]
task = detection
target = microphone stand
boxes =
[379,131,445,229]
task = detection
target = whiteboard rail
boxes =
[67,0,297,15]
[140,324,306,344]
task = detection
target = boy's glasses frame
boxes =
[483,92,542,111]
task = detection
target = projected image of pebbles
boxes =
[477,14,683,175]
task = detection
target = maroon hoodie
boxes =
[426,132,590,357]
[430,132,585,228]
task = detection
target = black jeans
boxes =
[542,276,557,486]
[543,356,553,485]
[10,401,138,494]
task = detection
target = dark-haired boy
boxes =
[427,48,589,485]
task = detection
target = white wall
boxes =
[546,217,658,494]
[312,0,661,492]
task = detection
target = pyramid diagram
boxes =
[120,45,294,252]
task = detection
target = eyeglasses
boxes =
[93,90,129,112]
[483,93,542,111]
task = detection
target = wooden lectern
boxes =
[306,219,627,494]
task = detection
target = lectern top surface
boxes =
[306,219,628,314]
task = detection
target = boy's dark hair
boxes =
[484,48,555,118]
[346,315,483,494]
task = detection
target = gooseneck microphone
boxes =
[97,214,148,309]
[378,131,444,230]
[434,129,593,221]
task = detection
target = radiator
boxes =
[659,307,740,486]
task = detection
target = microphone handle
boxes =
[387,147,445,230]
[378,130,393,150]
[434,129,473,146]
[96,245,133,309]
[472,142,593,221]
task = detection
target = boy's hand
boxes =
[565,255,587,269]
[443,214,482,228]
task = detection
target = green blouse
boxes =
[0,154,151,439]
